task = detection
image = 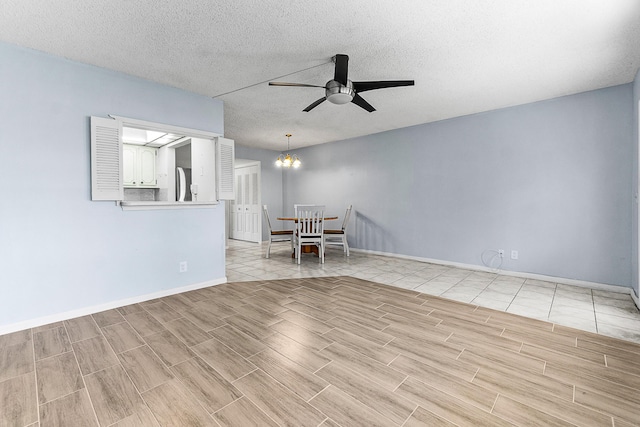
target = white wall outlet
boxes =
[498,249,504,257]
[511,250,519,260]
[179,261,188,272]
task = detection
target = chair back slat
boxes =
[262,205,273,232]
[294,204,316,217]
[296,206,325,236]
[341,205,353,232]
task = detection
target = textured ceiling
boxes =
[1,1,640,150]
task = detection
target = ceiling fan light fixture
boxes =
[325,80,354,105]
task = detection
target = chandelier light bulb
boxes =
[275,134,301,169]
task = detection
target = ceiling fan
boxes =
[269,54,415,112]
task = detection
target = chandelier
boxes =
[275,134,301,168]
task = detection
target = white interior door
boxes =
[231,163,261,242]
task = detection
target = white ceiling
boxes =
[2,1,640,150]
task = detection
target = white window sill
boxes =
[118,201,219,211]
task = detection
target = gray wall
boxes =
[0,42,226,330]
[283,84,633,288]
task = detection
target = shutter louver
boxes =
[216,137,235,200]
[91,116,123,201]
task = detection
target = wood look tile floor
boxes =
[227,240,640,343]
[2,276,640,426]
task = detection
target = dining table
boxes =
[277,216,338,257]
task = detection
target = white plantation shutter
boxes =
[216,137,235,200]
[91,116,123,201]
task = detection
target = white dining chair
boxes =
[263,205,293,258]
[294,205,325,264]
[294,204,316,217]
[324,204,352,256]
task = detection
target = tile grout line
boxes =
[547,285,558,321]
[30,328,41,427]
[392,375,410,393]
[62,319,101,427]
[305,383,331,403]
[209,395,243,416]
[399,406,418,427]
[98,312,162,426]
[592,288,602,334]
[230,367,258,384]
[237,365,329,424]
[489,392,500,414]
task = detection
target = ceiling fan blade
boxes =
[269,82,326,88]
[303,97,327,112]
[351,93,376,112]
[352,80,415,93]
[333,54,349,86]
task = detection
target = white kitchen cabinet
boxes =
[123,144,157,187]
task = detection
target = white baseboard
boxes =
[632,289,640,311]
[350,248,633,295]
[0,277,227,336]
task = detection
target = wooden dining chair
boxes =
[294,205,325,264]
[263,205,293,258]
[324,204,352,256]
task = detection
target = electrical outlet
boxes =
[498,249,504,257]
[511,250,519,260]
[179,261,188,272]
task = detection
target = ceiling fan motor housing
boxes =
[326,79,354,104]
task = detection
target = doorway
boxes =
[229,160,261,243]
